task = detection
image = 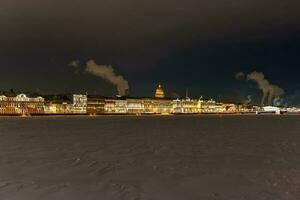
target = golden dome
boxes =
[155,84,165,98]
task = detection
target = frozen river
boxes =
[0,115,300,200]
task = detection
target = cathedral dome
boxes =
[155,84,165,98]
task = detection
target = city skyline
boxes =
[1,2,300,199]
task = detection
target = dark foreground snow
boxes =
[0,115,300,200]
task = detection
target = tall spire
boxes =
[185,88,189,99]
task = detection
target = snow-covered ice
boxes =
[0,115,300,200]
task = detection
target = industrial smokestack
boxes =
[85,60,129,96]
[246,71,284,105]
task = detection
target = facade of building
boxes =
[43,94,86,114]
[0,92,259,116]
[87,97,105,115]
[127,99,144,114]
[143,99,173,114]
[0,94,44,115]
[114,99,128,113]
[44,102,74,114]
[104,99,117,113]
[73,94,87,114]
[200,99,217,113]
[173,99,201,114]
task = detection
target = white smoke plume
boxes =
[273,90,300,107]
[244,95,252,104]
[246,71,284,105]
[85,60,129,96]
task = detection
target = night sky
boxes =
[1,0,300,104]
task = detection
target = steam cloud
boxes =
[235,71,285,105]
[85,60,129,96]
[246,71,284,105]
[244,95,252,104]
[273,90,300,107]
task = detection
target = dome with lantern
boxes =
[155,84,165,98]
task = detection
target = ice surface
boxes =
[0,115,300,200]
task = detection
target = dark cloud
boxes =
[1,0,299,47]
[0,0,299,103]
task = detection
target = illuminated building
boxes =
[87,96,105,115]
[222,104,238,113]
[0,84,257,116]
[115,99,127,113]
[155,84,165,98]
[44,101,73,114]
[73,94,87,114]
[263,106,280,113]
[0,88,279,116]
[43,102,57,114]
[103,99,127,113]
[173,98,201,114]
[104,99,116,113]
[143,99,173,114]
[127,99,144,114]
[200,100,232,113]
[200,99,217,113]
[88,98,144,114]
[0,94,44,115]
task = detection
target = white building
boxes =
[73,94,87,114]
